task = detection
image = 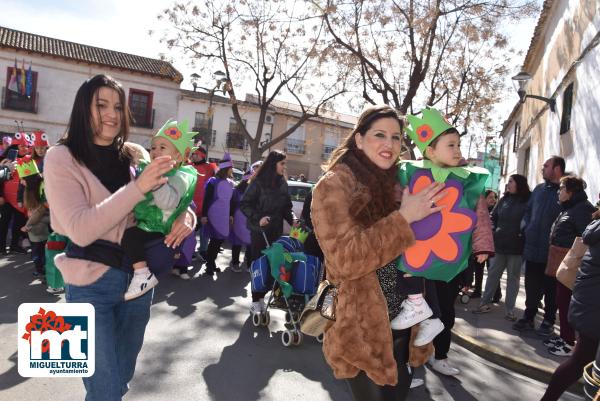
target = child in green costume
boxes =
[122,119,198,301]
[390,108,494,349]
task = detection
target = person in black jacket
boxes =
[543,176,595,355]
[541,212,600,401]
[514,156,565,334]
[473,174,530,320]
[240,150,296,314]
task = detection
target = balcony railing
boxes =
[226,132,247,150]
[2,87,38,113]
[286,138,305,154]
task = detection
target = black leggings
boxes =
[540,332,599,401]
[346,329,413,401]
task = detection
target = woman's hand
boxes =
[164,210,194,248]
[135,156,175,194]
[259,216,270,227]
[200,216,208,225]
[398,182,446,224]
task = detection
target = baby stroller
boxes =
[250,227,323,347]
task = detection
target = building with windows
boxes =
[498,0,600,202]
[0,26,182,146]
[0,26,357,181]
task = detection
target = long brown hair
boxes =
[323,105,404,172]
[23,174,44,211]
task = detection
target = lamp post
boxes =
[190,71,227,146]
[511,71,556,112]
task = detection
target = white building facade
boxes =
[499,0,600,203]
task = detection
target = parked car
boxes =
[284,180,313,234]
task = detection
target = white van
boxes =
[284,180,313,234]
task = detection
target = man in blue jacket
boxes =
[513,156,565,335]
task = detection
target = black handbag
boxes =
[299,279,337,337]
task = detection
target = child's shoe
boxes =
[414,318,444,346]
[249,299,265,315]
[124,271,158,301]
[390,296,433,330]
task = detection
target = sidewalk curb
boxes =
[452,329,584,396]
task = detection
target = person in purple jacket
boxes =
[201,152,235,275]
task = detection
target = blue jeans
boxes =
[65,268,153,401]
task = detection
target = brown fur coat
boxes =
[312,161,432,386]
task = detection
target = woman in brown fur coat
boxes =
[311,105,446,401]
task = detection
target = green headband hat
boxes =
[154,119,198,158]
[16,155,40,178]
[405,107,456,153]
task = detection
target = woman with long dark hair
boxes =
[474,174,531,320]
[44,74,195,401]
[240,150,296,314]
[311,105,445,401]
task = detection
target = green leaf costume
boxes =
[262,242,306,298]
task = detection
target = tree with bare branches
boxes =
[158,0,347,162]
[311,0,537,154]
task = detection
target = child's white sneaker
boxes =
[124,271,158,301]
[414,318,444,346]
[249,301,264,315]
[390,297,433,330]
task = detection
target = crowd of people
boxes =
[1,74,598,401]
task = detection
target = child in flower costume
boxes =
[122,119,198,300]
[390,107,494,346]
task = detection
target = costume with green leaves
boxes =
[134,119,198,235]
[262,242,306,298]
[396,107,489,282]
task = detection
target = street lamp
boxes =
[511,71,556,112]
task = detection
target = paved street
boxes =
[0,250,584,401]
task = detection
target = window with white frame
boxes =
[286,122,305,154]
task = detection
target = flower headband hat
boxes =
[16,155,40,178]
[405,107,456,154]
[154,119,198,158]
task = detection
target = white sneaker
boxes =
[410,378,424,389]
[180,273,191,280]
[414,318,444,347]
[428,356,460,376]
[390,297,433,330]
[124,272,158,301]
[46,287,64,294]
[249,302,262,315]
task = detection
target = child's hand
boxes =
[201,217,208,225]
[476,254,488,264]
[18,202,23,208]
[229,216,234,226]
[21,226,29,233]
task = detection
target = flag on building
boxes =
[19,60,26,95]
[7,60,18,93]
[25,62,33,98]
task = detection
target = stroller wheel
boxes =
[284,311,292,324]
[261,311,270,326]
[282,330,293,347]
[292,331,303,346]
[460,293,470,304]
[252,312,262,327]
[316,333,324,343]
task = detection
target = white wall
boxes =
[0,50,180,148]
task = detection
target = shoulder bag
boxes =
[556,237,588,290]
[299,279,337,337]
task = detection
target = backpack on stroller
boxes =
[249,226,323,347]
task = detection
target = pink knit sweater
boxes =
[44,144,146,286]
